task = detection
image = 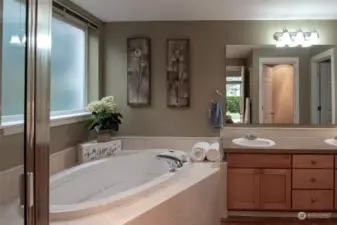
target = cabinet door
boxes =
[228,168,259,210]
[259,169,291,210]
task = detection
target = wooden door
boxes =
[262,66,274,123]
[228,168,259,210]
[259,169,291,210]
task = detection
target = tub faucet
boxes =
[156,155,183,169]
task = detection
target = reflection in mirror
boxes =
[225,45,336,126]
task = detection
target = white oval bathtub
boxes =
[50,150,188,221]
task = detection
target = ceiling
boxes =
[70,0,337,22]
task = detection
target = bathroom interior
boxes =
[1,0,337,225]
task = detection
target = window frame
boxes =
[0,9,90,134]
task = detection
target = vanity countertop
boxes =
[224,147,337,154]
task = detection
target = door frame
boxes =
[310,48,335,124]
[25,1,52,225]
[258,57,300,124]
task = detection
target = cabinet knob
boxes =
[311,160,317,165]
[311,198,317,203]
[310,177,316,183]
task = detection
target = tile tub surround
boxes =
[0,147,77,204]
[50,163,221,225]
[222,127,337,150]
[118,136,221,151]
[1,162,221,225]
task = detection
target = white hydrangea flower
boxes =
[101,96,115,104]
[87,100,104,113]
[101,96,118,114]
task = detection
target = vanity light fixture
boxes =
[274,29,319,48]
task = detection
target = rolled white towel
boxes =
[206,142,221,162]
[190,142,210,162]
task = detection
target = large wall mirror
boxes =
[225,44,336,126]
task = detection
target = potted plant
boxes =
[86,96,123,142]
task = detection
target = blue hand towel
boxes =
[210,102,223,128]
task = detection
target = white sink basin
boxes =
[232,138,275,148]
[324,138,337,147]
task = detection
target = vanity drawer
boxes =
[293,155,333,169]
[292,190,333,210]
[228,154,291,168]
[292,169,333,189]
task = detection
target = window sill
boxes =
[0,112,90,136]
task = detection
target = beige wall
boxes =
[0,122,88,172]
[104,20,337,136]
[226,58,246,66]
[272,65,294,123]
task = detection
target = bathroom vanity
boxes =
[226,150,337,212]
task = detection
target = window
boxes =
[226,75,242,123]
[50,17,86,116]
[1,0,26,124]
[1,2,88,127]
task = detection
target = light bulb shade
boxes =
[309,32,319,43]
[282,32,291,45]
[301,42,312,48]
[276,42,286,48]
[295,31,304,43]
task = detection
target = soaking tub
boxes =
[50,150,189,221]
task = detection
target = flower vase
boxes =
[97,131,111,142]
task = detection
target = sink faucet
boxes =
[244,133,257,140]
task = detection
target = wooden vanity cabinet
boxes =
[227,153,291,210]
[227,153,337,212]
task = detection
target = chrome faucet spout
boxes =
[156,155,183,168]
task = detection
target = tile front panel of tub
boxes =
[125,172,221,225]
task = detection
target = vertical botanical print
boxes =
[127,38,151,106]
[167,39,190,107]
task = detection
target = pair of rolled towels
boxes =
[190,142,221,162]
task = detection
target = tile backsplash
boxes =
[222,127,337,149]
[118,136,220,151]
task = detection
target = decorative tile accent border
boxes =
[78,140,122,163]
